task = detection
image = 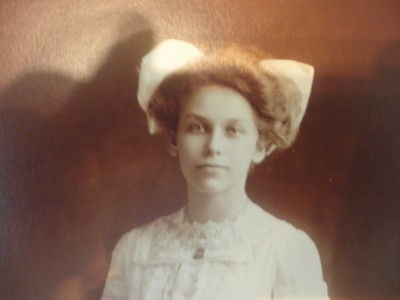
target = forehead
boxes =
[180,85,256,122]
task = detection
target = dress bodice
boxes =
[102,201,329,299]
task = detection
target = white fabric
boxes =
[101,201,329,300]
[137,39,203,134]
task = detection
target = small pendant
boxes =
[193,247,205,260]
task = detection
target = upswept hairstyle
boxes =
[148,46,303,150]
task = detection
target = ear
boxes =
[166,133,178,157]
[251,141,267,164]
[252,140,275,164]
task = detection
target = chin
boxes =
[191,179,231,195]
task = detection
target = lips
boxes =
[196,163,228,170]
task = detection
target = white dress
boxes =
[101,200,329,299]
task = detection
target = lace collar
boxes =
[135,200,268,264]
[171,199,252,239]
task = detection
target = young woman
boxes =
[101,39,329,299]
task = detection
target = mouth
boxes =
[196,163,228,170]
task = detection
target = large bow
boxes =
[137,39,314,135]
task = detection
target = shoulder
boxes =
[246,201,301,241]
[248,201,318,248]
[268,223,328,297]
[102,210,183,299]
[272,226,329,298]
[248,202,329,297]
[111,207,184,261]
[272,223,323,276]
[252,203,322,273]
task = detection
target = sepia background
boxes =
[0,0,399,299]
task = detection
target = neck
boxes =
[186,186,249,223]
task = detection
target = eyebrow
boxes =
[181,113,251,124]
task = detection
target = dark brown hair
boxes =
[148,46,302,150]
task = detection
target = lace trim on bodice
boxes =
[136,201,260,264]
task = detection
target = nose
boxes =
[205,127,224,156]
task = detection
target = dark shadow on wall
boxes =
[246,41,400,300]
[329,41,400,298]
[0,27,184,299]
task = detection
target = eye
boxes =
[226,126,244,136]
[187,122,206,133]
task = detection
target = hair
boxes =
[148,45,302,150]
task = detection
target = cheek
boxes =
[177,135,203,159]
[233,140,258,161]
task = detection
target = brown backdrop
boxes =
[1,1,399,299]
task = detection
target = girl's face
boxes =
[174,85,266,195]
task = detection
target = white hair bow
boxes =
[137,39,204,134]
